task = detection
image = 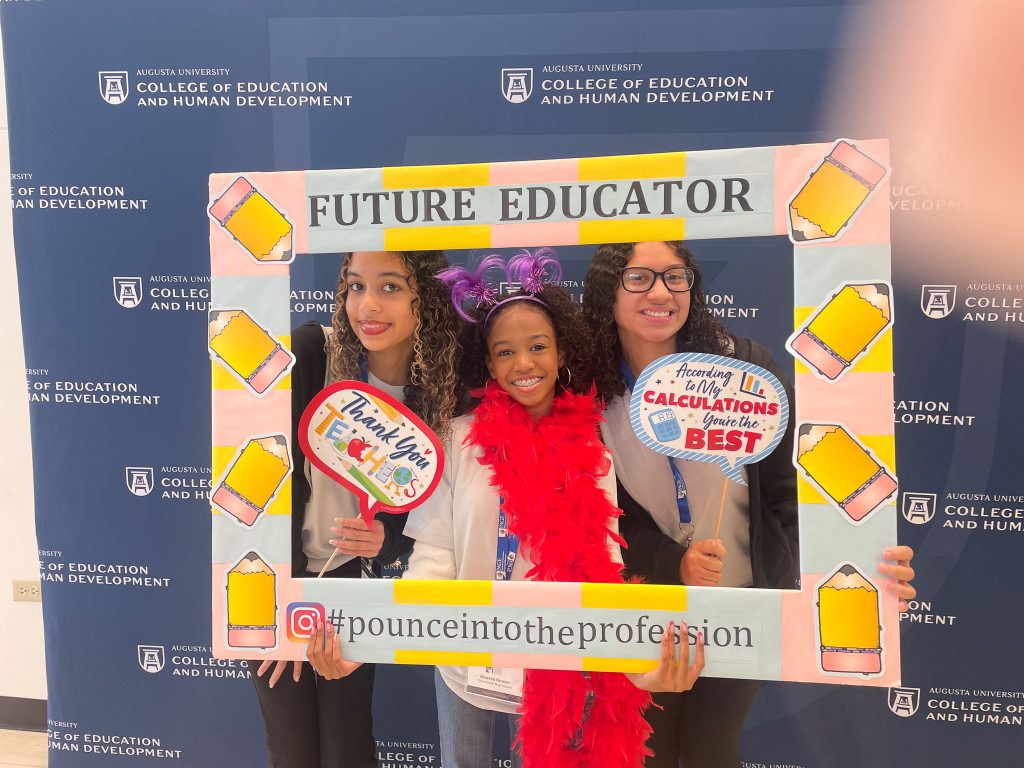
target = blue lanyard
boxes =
[495,497,520,581]
[621,361,694,538]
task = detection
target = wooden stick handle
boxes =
[317,550,339,579]
[713,476,729,541]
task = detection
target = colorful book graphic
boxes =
[795,423,897,522]
[209,309,295,395]
[788,282,893,381]
[212,435,291,526]
[789,140,887,243]
[226,551,277,649]
[817,564,881,675]
[209,177,294,263]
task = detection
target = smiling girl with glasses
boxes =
[584,240,916,768]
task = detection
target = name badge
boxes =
[465,666,524,704]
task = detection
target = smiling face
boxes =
[344,251,417,359]
[485,301,563,420]
[612,241,691,359]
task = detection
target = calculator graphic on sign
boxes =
[648,409,682,442]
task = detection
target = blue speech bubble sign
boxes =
[628,353,789,485]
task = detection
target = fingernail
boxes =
[269,680,275,689]
[883,548,894,559]
[698,631,704,644]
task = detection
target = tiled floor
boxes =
[0,729,46,767]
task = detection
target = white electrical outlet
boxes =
[12,580,42,602]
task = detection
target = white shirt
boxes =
[405,412,621,713]
[301,369,405,574]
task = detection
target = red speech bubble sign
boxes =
[298,381,445,527]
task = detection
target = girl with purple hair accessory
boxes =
[402,248,703,768]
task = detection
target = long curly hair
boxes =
[328,251,462,440]
[582,241,733,400]
[461,284,596,398]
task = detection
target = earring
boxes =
[558,366,573,389]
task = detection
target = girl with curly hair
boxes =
[583,241,916,768]
[376,248,706,768]
[248,250,463,768]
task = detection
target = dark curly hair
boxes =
[328,251,462,440]
[582,241,733,400]
[460,285,596,398]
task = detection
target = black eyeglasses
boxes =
[619,266,695,293]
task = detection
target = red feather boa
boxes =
[466,381,652,768]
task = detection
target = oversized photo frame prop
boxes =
[209,140,900,685]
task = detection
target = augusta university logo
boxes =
[888,686,920,717]
[138,645,165,674]
[921,285,957,318]
[902,492,937,524]
[501,68,533,103]
[113,277,143,308]
[98,71,130,105]
[126,467,154,497]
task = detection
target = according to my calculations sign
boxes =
[629,353,788,484]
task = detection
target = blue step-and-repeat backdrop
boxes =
[3,1,1021,766]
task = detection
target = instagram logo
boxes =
[286,602,325,642]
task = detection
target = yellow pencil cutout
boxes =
[226,551,277,649]
[789,282,893,380]
[209,309,294,395]
[789,141,887,242]
[212,435,291,526]
[209,177,293,262]
[817,564,881,675]
[796,423,897,522]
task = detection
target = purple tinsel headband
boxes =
[483,294,548,326]
[436,248,563,324]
